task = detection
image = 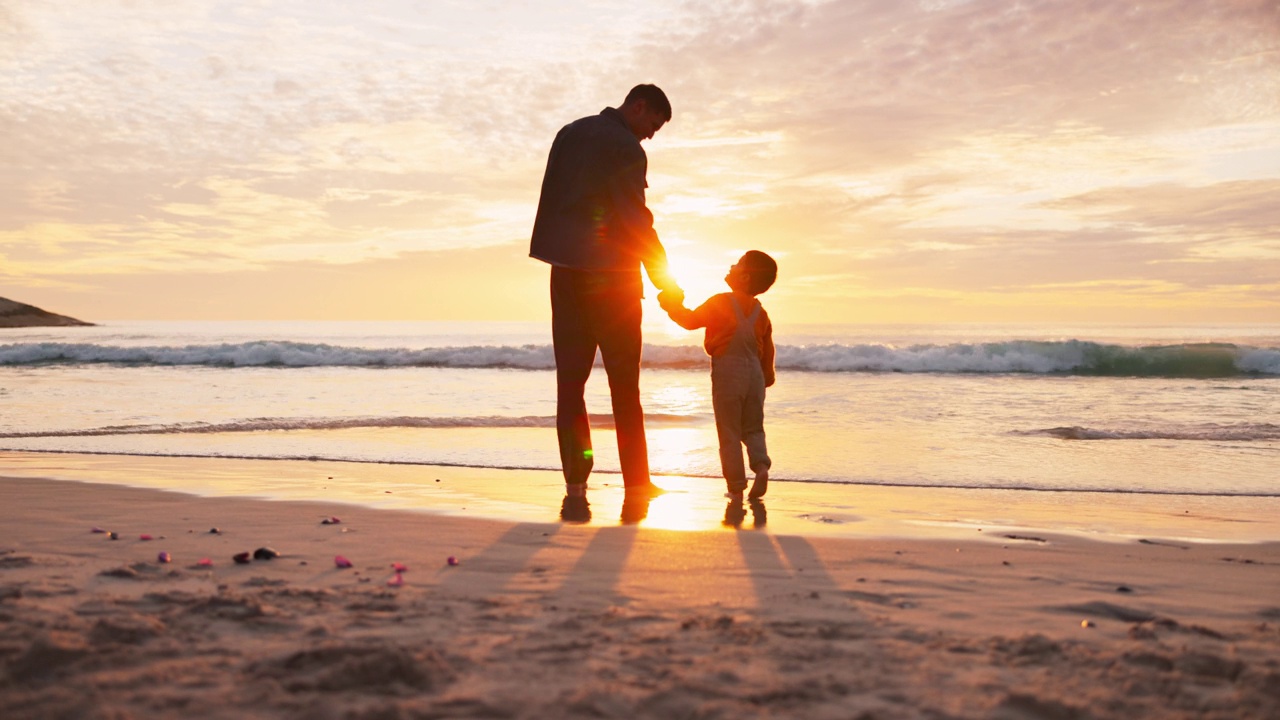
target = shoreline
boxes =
[1,470,1278,718]
[2,450,1278,545]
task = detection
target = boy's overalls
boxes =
[711,295,771,493]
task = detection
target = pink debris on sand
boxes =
[139,534,154,541]
[334,555,353,568]
[321,516,341,525]
[91,527,107,534]
[197,558,213,567]
[386,573,404,587]
[391,562,408,573]
[157,551,172,563]
[447,556,460,567]
[233,552,252,564]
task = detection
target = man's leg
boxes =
[595,288,651,489]
[551,268,597,491]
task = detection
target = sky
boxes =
[3,0,1279,325]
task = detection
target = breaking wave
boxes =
[1,339,1277,377]
[1019,423,1280,442]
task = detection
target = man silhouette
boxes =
[531,84,679,508]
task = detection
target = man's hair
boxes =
[740,250,778,295]
[623,84,672,121]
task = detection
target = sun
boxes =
[655,241,733,308]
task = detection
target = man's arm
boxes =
[606,145,678,293]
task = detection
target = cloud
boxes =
[1043,179,1280,232]
[2,0,1278,321]
[646,0,1280,170]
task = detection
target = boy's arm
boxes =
[658,290,712,331]
[759,309,776,387]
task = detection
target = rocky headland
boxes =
[0,297,93,327]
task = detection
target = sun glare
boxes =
[641,491,706,531]
[648,427,710,474]
[647,382,708,416]
[659,246,732,308]
[633,475,712,532]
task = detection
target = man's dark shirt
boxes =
[530,107,668,293]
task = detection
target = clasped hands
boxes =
[656,286,685,313]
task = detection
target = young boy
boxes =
[657,251,777,502]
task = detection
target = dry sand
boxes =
[1,465,1278,719]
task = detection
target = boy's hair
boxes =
[623,84,672,121]
[740,250,777,295]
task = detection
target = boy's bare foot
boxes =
[565,482,587,498]
[724,491,744,503]
[748,468,768,499]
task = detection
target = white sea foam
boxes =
[1238,347,1280,375]
[0,341,559,369]
[771,341,1085,374]
[2,339,1276,376]
[0,413,704,439]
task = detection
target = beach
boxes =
[2,455,1278,719]
[8,0,1280,715]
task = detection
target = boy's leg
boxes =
[711,371,749,495]
[551,269,597,490]
[743,375,770,498]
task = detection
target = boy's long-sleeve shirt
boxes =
[664,292,776,387]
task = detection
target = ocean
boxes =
[2,321,1277,500]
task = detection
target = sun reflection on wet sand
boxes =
[638,489,708,531]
